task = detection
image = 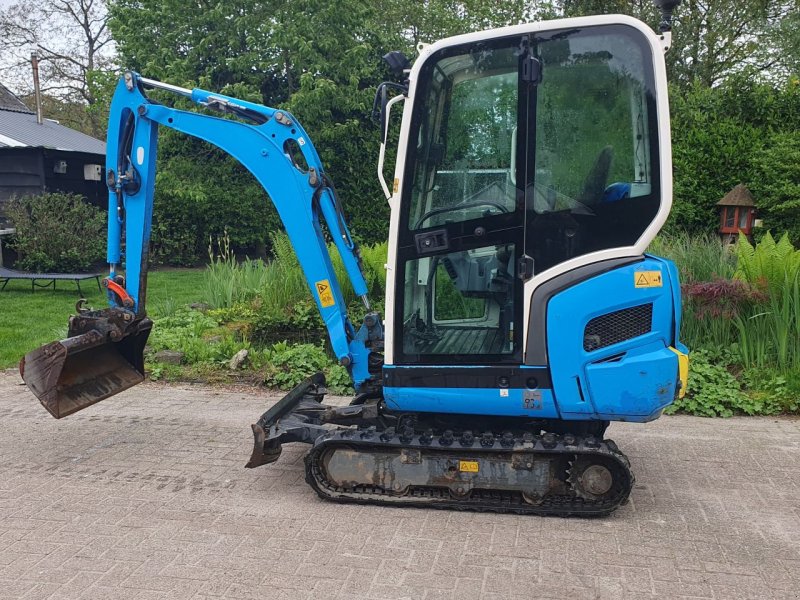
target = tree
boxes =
[559,0,646,18]
[108,0,398,258]
[670,0,791,88]
[376,0,549,49]
[0,0,115,135]
[770,10,800,78]
[559,0,798,88]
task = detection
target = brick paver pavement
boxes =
[1,370,799,599]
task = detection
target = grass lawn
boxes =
[0,268,207,369]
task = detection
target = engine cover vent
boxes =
[583,303,653,352]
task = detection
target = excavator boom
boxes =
[21,71,380,417]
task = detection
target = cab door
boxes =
[393,36,531,367]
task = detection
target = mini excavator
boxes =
[21,2,689,516]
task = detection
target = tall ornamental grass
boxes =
[204,231,388,312]
[204,231,272,308]
[260,232,388,314]
[649,232,736,283]
[650,233,740,350]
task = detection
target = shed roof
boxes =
[0,108,105,154]
[717,184,755,207]
[0,83,33,114]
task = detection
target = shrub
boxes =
[747,133,800,244]
[6,192,105,272]
[251,298,325,345]
[742,369,800,415]
[148,307,251,365]
[148,308,220,359]
[208,231,388,342]
[257,232,313,316]
[734,233,800,371]
[325,364,354,395]
[359,240,389,294]
[735,232,800,295]
[261,341,354,394]
[734,275,800,372]
[665,348,753,417]
[262,341,331,389]
[679,278,765,350]
[149,139,281,265]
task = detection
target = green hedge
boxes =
[6,192,106,272]
[668,79,800,242]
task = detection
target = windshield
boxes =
[532,30,653,213]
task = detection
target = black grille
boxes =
[583,303,653,352]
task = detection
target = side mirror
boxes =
[383,51,411,77]
[372,51,411,143]
[652,0,682,32]
[653,0,682,9]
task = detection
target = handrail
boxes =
[377,94,406,201]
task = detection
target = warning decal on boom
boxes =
[315,280,335,307]
[634,271,663,288]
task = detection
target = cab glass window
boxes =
[526,28,661,272]
[406,43,521,231]
[401,244,518,358]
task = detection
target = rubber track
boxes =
[304,430,634,517]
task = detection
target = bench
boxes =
[0,267,103,296]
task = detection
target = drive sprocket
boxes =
[568,456,615,501]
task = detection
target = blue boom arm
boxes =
[104,71,377,388]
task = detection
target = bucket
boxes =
[20,317,152,418]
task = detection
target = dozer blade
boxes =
[20,314,152,419]
[246,372,328,468]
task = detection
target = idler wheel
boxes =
[568,458,614,501]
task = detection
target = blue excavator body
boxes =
[385,255,687,422]
[21,11,688,516]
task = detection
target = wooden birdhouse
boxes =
[717,184,756,242]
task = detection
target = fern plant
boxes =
[734,232,800,372]
[735,231,800,294]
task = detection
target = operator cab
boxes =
[394,22,664,366]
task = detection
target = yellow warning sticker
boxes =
[634,270,663,288]
[315,279,335,308]
[459,460,479,473]
[393,178,400,194]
